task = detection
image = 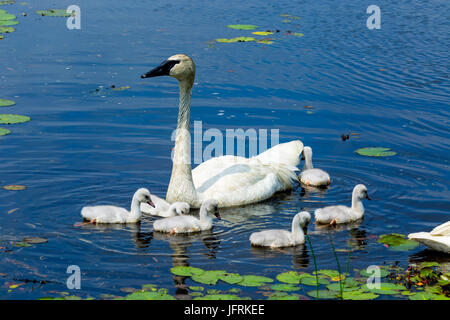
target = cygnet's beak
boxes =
[214,210,221,221]
[366,193,372,200]
[147,199,155,208]
[301,153,305,161]
[141,60,179,78]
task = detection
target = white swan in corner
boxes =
[250,211,311,248]
[81,188,155,223]
[141,194,190,217]
[314,184,371,225]
[153,199,220,234]
[408,221,450,254]
[299,146,330,187]
[141,54,303,208]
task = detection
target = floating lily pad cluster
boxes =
[378,233,419,251]
[0,8,17,39]
[215,14,305,45]
[35,9,72,17]
[0,98,30,137]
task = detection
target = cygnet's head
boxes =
[353,184,371,200]
[172,202,190,215]
[202,199,221,220]
[141,54,195,82]
[135,188,155,207]
[301,146,312,161]
[296,211,311,232]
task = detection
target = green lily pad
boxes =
[355,147,397,157]
[191,270,226,285]
[0,20,18,26]
[238,275,273,287]
[268,292,301,300]
[14,241,32,247]
[194,294,244,300]
[314,269,341,278]
[327,279,360,292]
[0,10,15,20]
[276,271,309,284]
[361,282,406,295]
[341,290,379,300]
[23,237,47,244]
[307,290,338,299]
[188,286,204,292]
[256,40,274,44]
[378,233,419,251]
[269,284,300,292]
[36,9,72,17]
[0,114,30,124]
[124,290,175,300]
[360,267,390,278]
[0,26,14,33]
[216,37,256,43]
[141,284,157,291]
[293,33,304,37]
[300,276,330,286]
[0,128,11,136]
[169,266,204,277]
[409,291,450,300]
[219,273,243,285]
[227,24,258,30]
[0,1,15,5]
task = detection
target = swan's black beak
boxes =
[214,209,221,221]
[301,152,305,161]
[366,194,372,200]
[147,200,155,208]
[141,60,180,78]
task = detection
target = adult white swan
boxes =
[141,54,303,208]
[408,221,450,254]
[81,188,154,224]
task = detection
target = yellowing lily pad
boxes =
[227,24,258,30]
[0,127,10,135]
[0,114,30,124]
[293,32,304,37]
[3,185,26,190]
[355,147,397,157]
[0,26,14,33]
[256,40,274,44]
[0,99,15,107]
[216,37,255,43]
[252,31,273,36]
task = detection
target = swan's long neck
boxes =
[291,215,306,243]
[199,205,212,224]
[166,76,200,207]
[351,192,364,218]
[303,153,313,170]
[129,195,142,222]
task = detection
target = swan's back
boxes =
[408,231,450,253]
[300,168,330,186]
[153,215,204,233]
[314,205,355,224]
[81,206,129,223]
[250,230,293,247]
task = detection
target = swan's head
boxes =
[135,188,155,207]
[141,54,195,82]
[172,202,190,215]
[297,211,311,232]
[353,184,371,201]
[301,146,312,161]
[202,199,221,220]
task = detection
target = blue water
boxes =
[0,0,449,299]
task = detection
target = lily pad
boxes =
[216,37,255,43]
[194,294,244,300]
[192,270,226,285]
[3,185,26,190]
[23,237,47,244]
[327,279,360,292]
[0,1,15,5]
[307,289,338,299]
[0,128,10,136]
[0,20,18,26]
[292,32,304,37]
[124,289,175,300]
[361,282,405,295]
[0,10,15,20]
[188,286,204,292]
[238,275,273,287]
[36,9,72,17]
[355,147,397,157]
[378,233,419,251]
[342,290,379,300]
[252,31,273,36]
[0,26,14,33]
[300,276,330,286]
[256,40,274,44]
[0,114,30,124]
[227,24,258,30]
[219,273,243,285]
[270,284,300,292]
[268,292,301,300]
[14,241,32,247]
[276,271,308,284]
[360,268,390,278]
[170,266,204,277]
[314,269,341,278]
[408,291,450,300]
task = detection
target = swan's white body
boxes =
[314,184,370,224]
[141,194,190,217]
[81,188,154,223]
[142,54,303,208]
[299,146,330,187]
[408,221,450,254]
[250,211,311,248]
[153,199,220,234]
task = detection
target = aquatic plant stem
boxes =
[305,234,319,299]
[328,231,343,299]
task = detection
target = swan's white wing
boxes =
[154,215,201,233]
[250,230,293,247]
[408,232,450,254]
[193,156,298,207]
[430,221,450,236]
[255,140,303,167]
[314,205,355,224]
[81,206,128,223]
